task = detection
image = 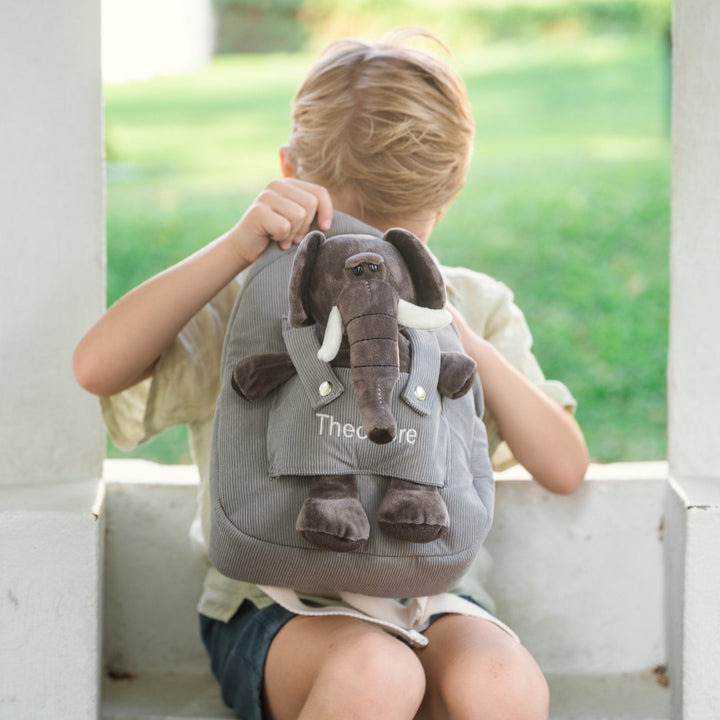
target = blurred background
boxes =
[101,0,671,465]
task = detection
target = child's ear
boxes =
[279,145,295,178]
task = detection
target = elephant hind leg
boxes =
[296,475,370,552]
[378,478,449,544]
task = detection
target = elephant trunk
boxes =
[337,282,399,445]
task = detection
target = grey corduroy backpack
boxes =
[208,214,495,598]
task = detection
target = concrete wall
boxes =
[102,461,669,681]
[0,482,105,718]
[669,1,720,477]
[0,2,106,718]
[488,463,667,676]
[667,1,720,717]
[0,1,105,486]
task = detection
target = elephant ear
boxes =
[288,230,325,327]
[383,227,446,309]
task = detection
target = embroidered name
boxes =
[316,412,418,445]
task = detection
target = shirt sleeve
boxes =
[100,278,242,451]
[440,264,577,471]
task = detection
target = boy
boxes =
[75,30,588,720]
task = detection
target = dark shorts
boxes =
[200,601,295,720]
[200,595,486,719]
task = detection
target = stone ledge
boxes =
[102,670,671,720]
[0,478,105,719]
[101,460,669,678]
[103,673,235,720]
[0,477,105,514]
[103,459,670,486]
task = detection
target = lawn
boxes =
[104,31,670,465]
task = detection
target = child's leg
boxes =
[264,614,427,720]
[415,615,549,720]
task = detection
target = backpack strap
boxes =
[258,585,519,647]
[399,328,441,417]
[259,585,429,647]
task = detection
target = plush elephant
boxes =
[231,228,477,552]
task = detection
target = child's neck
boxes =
[330,195,438,245]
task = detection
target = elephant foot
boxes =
[378,478,449,543]
[296,475,370,552]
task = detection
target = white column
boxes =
[667,1,720,717]
[0,1,105,718]
[0,2,105,484]
[669,2,720,473]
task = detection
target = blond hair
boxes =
[288,29,474,223]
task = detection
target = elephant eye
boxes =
[368,263,379,272]
[353,265,364,276]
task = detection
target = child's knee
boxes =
[493,644,549,720]
[439,641,549,720]
[324,629,426,708]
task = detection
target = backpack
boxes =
[208,213,495,598]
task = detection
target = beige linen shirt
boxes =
[101,260,576,628]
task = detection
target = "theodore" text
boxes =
[316,412,418,445]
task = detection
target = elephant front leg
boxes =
[296,475,370,552]
[378,478,449,543]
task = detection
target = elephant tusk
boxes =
[317,305,344,362]
[397,299,452,330]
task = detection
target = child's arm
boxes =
[73,178,333,398]
[447,303,588,495]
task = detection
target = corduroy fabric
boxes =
[208,217,495,598]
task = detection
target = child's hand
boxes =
[229,178,334,265]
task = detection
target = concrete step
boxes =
[102,460,669,678]
[548,672,670,719]
[102,672,234,720]
[100,459,673,719]
[101,670,671,720]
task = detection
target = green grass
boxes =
[105,32,669,464]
